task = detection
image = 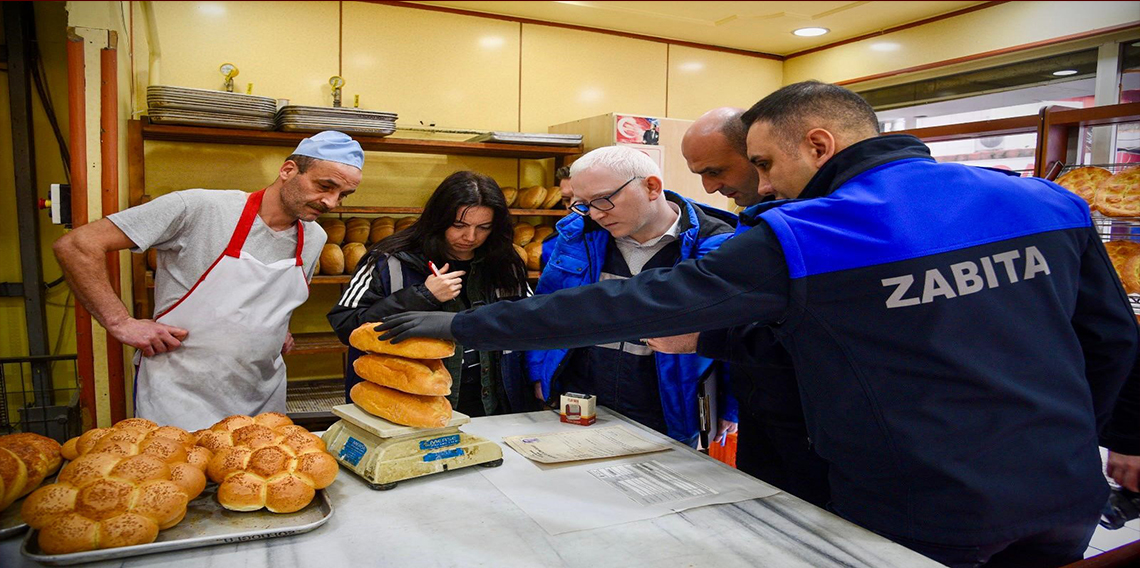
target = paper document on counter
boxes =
[503,426,671,463]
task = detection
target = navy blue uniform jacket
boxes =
[446,135,1140,545]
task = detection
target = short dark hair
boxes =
[740,81,880,148]
[720,111,749,158]
[555,166,571,183]
[286,154,318,173]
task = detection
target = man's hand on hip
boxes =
[110,317,189,357]
[282,331,295,355]
[645,332,700,354]
[375,312,456,343]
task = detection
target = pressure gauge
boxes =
[220,63,239,79]
[329,76,346,89]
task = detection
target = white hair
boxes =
[569,145,662,182]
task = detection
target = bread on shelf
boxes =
[513,222,535,246]
[319,244,345,275]
[516,185,547,209]
[343,242,368,273]
[318,218,345,245]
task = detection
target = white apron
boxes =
[135,189,309,430]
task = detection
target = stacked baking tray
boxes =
[276,105,398,137]
[147,85,277,130]
[467,132,582,147]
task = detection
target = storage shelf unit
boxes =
[332,205,569,217]
[126,118,580,419]
[128,117,578,320]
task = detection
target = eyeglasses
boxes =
[569,177,640,217]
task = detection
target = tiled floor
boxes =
[1084,448,1140,559]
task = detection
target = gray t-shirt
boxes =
[109,189,326,316]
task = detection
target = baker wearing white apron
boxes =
[135,189,309,429]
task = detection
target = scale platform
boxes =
[321,403,503,490]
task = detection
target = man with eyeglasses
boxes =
[525,145,739,447]
[374,81,1139,567]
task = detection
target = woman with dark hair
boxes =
[327,171,532,417]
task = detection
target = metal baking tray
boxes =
[467,132,582,146]
[277,105,397,120]
[278,123,396,137]
[0,496,29,539]
[21,485,333,565]
[148,112,276,131]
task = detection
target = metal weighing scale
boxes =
[322,403,503,490]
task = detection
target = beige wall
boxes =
[106,1,784,383]
[784,1,1140,86]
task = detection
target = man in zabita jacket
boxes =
[375,81,1139,568]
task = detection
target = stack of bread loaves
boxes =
[348,322,456,428]
[21,418,208,554]
[318,216,419,275]
[195,412,338,514]
[0,432,62,513]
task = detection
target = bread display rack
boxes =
[126,118,579,421]
[896,102,1140,315]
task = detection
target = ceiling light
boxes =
[793,27,830,37]
[870,42,900,52]
[1052,69,1079,76]
[678,61,705,72]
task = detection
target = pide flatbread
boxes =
[1104,240,1140,294]
[1095,167,1140,217]
[1055,166,1111,208]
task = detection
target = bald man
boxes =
[682,107,766,208]
[376,81,1138,566]
[677,107,829,508]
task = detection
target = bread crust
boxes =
[353,354,453,396]
[349,322,456,359]
[349,381,452,428]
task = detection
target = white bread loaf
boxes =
[350,381,452,429]
[319,244,345,275]
[525,242,543,271]
[318,218,345,245]
[353,354,453,396]
[348,322,456,359]
[500,186,518,207]
[513,222,535,246]
[516,186,547,209]
[343,243,367,273]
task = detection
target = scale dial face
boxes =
[220,63,238,79]
[329,75,346,89]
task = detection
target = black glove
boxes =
[374,311,456,343]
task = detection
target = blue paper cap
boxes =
[292,130,364,170]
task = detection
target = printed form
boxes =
[502,426,671,463]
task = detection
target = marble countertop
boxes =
[1,411,940,568]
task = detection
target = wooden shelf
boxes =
[311,275,352,284]
[152,271,541,288]
[137,118,581,159]
[894,115,1039,143]
[291,332,347,355]
[330,205,568,217]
